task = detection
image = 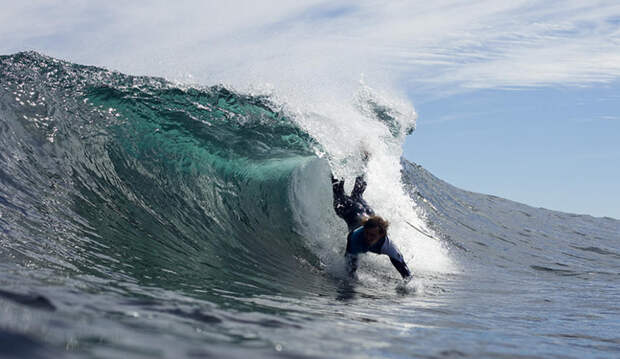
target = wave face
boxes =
[0,51,328,298]
[1,52,619,359]
[402,161,620,277]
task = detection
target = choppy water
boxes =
[1,52,619,359]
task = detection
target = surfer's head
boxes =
[362,215,389,245]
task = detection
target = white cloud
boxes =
[1,0,619,100]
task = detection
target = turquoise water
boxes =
[1,52,619,358]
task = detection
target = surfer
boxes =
[331,173,374,231]
[331,173,411,280]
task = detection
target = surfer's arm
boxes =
[380,237,411,279]
[389,257,411,279]
[344,231,359,277]
[345,253,359,277]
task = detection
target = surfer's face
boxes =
[365,227,383,246]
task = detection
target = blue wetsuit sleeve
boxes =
[380,237,411,278]
[389,257,411,279]
[345,230,359,277]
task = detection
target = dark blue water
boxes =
[1,52,619,359]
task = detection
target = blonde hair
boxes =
[361,215,389,235]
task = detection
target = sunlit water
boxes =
[1,52,619,359]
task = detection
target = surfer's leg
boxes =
[332,175,345,197]
[351,175,367,199]
[331,175,347,217]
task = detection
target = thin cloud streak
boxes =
[1,1,619,99]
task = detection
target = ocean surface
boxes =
[1,52,619,359]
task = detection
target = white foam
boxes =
[287,82,456,279]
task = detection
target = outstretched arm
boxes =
[345,253,359,277]
[380,237,412,279]
[344,230,359,277]
[389,257,411,279]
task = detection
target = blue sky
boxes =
[1,1,619,218]
[404,83,620,218]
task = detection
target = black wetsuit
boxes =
[331,175,375,232]
[331,175,411,279]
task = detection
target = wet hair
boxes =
[361,215,389,235]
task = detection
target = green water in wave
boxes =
[0,52,325,303]
[79,77,325,296]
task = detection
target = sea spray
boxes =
[283,79,455,278]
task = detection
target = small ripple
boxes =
[571,245,620,259]
[163,308,222,324]
[0,289,55,311]
[530,265,581,276]
[545,333,620,345]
